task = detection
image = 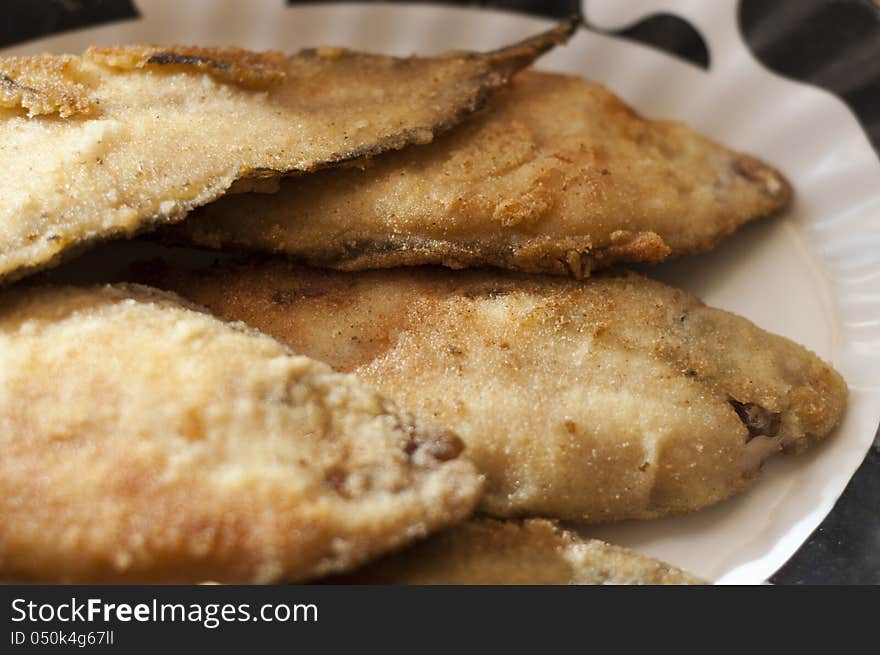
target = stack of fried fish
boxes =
[0,20,846,585]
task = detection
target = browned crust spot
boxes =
[85,46,288,89]
[729,398,782,441]
[0,55,94,117]
[732,154,793,205]
[390,408,465,464]
[604,230,672,263]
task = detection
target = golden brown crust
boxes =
[0,55,94,117]
[135,259,847,521]
[0,22,574,285]
[0,284,482,583]
[328,519,704,585]
[168,70,791,277]
[86,45,288,89]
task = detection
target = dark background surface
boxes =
[1,0,878,584]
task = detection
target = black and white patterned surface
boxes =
[2,0,878,584]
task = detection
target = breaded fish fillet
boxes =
[0,284,481,583]
[330,519,703,584]
[0,22,574,284]
[137,259,847,521]
[169,70,790,277]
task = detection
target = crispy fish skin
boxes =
[137,260,847,521]
[0,284,481,583]
[170,71,791,277]
[0,22,574,284]
[330,519,703,584]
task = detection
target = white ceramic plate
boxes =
[4,0,879,584]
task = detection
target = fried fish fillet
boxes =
[137,259,847,521]
[331,519,703,584]
[0,284,482,583]
[0,22,574,284]
[169,70,791,277]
